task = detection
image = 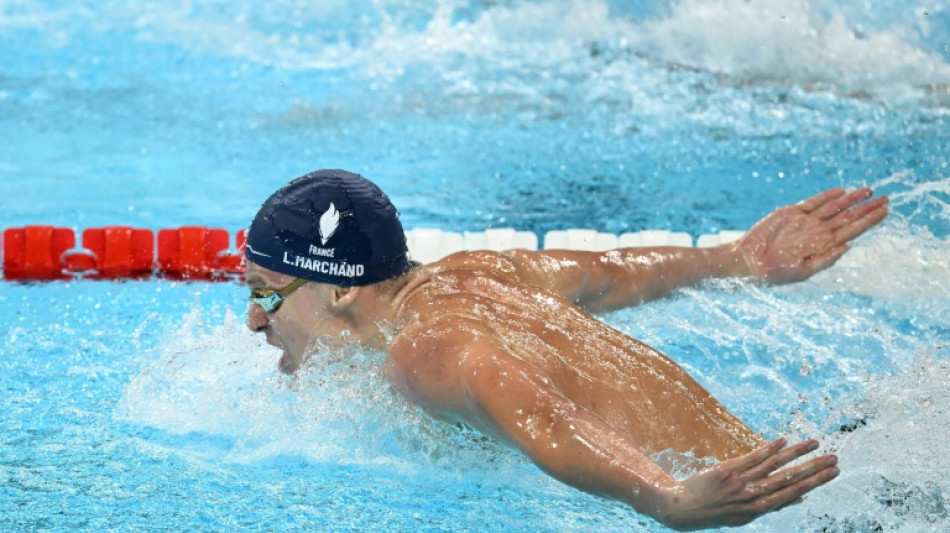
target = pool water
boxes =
[2,1,949,531]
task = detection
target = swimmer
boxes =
[244,169,889,530]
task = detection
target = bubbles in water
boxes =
[111,174,949,531]
[27,0,950,106]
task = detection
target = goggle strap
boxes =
[277,277,309,298]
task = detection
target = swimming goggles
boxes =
[249,278,309,313]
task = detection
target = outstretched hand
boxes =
[737,188,888,284]
[658,438,839,531]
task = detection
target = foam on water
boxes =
[115,308,517,472]
[5,0,948,102]
[630,0,950,97]
[751,355,950,532]
[5,1,944,528]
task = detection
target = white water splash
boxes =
[8,0,948,101]
[115,306,514,470]
[630,0,950,96]
[746,354,950,533]
[608,176,950,531]
[807,172,950,311]
[112,173,950,532]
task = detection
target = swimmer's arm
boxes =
[458,335,840,530]
[388,323,840,529]
[454,328,838,530]
[387,320,676,517]
[509,187,888,312]
[510,244,748,312]
[447,329,679,519]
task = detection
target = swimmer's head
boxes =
[245,169,412,373]
[245,169,411,286]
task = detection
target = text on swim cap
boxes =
[283,252,365,278]
[308,244,335,258]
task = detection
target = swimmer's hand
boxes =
[736,187,888,284]
[656,438,839,531]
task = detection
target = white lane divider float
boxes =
[404,228,746,263]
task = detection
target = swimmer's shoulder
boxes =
[386,312,500,420]
[426,249,569,299]
[427,249,559,288]
[427,249,521,273]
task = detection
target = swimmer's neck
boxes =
[347,267,433,351]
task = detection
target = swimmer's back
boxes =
[392,250,763,459]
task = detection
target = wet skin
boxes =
[246,187,888,530]
[389,250,763,461]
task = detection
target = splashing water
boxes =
[116,307,516,470]
[750,355,950,532]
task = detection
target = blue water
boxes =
[2,1,949,531]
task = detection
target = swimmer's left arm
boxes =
[509,187,888,312]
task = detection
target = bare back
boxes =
[386,251,763,461]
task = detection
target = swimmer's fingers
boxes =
[803,244,849,273]
[830,197,889,244]
[826,194,889,232]
[755,454,838,496]
[719,438,789,475]
[810,187,873,220]
[740,439,820,480]
[661,440,835,530]
[740,458,840,514]
[797,188,846,214]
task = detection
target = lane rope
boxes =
[1,225,745,281]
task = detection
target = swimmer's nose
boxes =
[246,303,269,333]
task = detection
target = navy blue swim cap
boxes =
[245,169,411,286]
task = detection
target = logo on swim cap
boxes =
[319,203,340,245]
[245,169,411,286]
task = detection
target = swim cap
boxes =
[245,169,411,286]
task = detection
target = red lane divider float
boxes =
[158,226,246,279]
[64,227,155,279]
[1,225,246,281]
[2,226,76,280]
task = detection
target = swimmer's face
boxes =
[245,262,347,374]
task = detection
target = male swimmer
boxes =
[244,169,888,530]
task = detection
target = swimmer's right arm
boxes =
[466,349,841,529]
[388,320,680,520]
[387,322,840,530]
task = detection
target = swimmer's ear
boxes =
[330,285,359,309]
